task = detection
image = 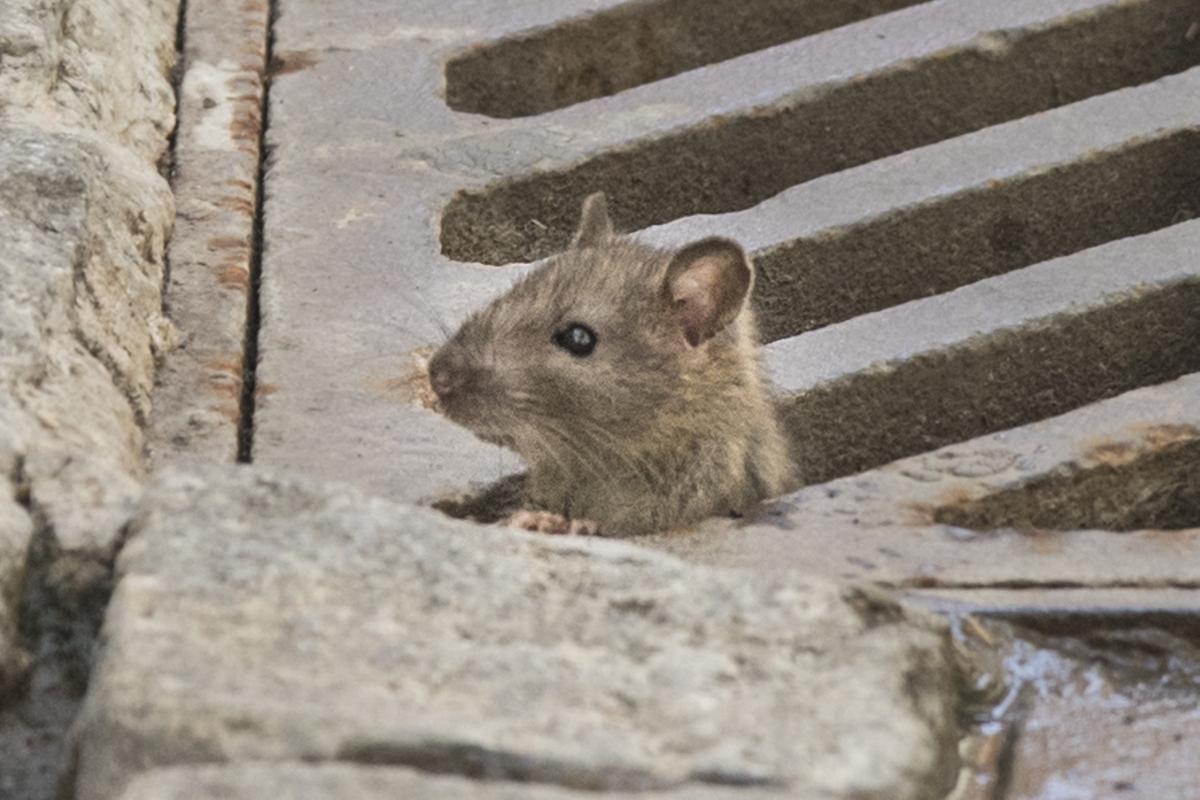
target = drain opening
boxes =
[754,130,1200,342]
[444,0,929,118]
[440,0,1200,266]
[782,283,1200,486]
[935,433,1200,532]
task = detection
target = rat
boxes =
[427,192,795,536]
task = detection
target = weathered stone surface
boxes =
[0,0,179,579]
[0,128,172,569]
[72,466,960,800]
[116,763,784,800]
[0,0,178,162]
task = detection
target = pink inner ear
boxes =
[672,270,718,347]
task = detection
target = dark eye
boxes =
[552,323,597,357]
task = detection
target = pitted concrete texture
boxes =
[116,763,797,800]
[254,0,1200,509]
[72,466,960,800]
[146,0,270,467]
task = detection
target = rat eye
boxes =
[553,323,597,357]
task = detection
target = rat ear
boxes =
[571,192,614,248]
[664,238,753,348]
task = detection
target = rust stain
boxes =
[934,484,979,512]
[226,178,254,192]
[231,74,262,90]
[1082,439,1139,467]
[230,109,261,143]
[1138,422,1200,449]
[209,236,248,251]
[218,263,250,290]
[209,381,241,401]
[901,502,937,526]
[1082,423,1200,466]
[205,358,245,424]
[1139,528,1200,546]
[219,195,256,215]
[205,357,243,377]
[1016,528,1063,555]
[215,401,241,425]
[269,50,321,77]
[255,382,279,400]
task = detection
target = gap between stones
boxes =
[2,457,119,800]
[157,0,190,292]
[236,0,277,463]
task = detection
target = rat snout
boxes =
[427,346,477,405]
[427,351,461,401]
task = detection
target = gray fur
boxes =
[428,195,796,535]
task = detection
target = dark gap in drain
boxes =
[754,129,1200,342]
[0,460,119,800]
[157,0,190,302]
[1001,615,1200,647]
[339,739,669,792]
[236,0,277,463]
[935,437,1200,532]
[440,0,1200,266]
[445,0,930,118]
[783,283,1200,486]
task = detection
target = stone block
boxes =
[72,466,961,800]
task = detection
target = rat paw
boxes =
[506,510,598,536]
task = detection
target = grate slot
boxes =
[445,0,931,118]
[440,0,1200,266]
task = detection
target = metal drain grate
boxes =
[440,0,1200,265]
[159,0,1200,608]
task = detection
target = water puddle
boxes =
[950,617,1200,799]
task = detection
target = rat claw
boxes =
[568,519,599,536]
[505,510,597,536]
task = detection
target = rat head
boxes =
[427,193,755,463]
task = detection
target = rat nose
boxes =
[427,350,464,401]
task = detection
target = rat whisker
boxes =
[534,408,659,492]
[569,416,663,490]
[532,416,622,488]
[525,425,598,488]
